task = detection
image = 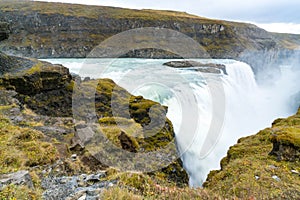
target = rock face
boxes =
[204,108,300,199]
[0,53,73,116]
[0,171,33,189]
[163,60,227,74]
[0,1,299,76]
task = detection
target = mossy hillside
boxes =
[204,109,300,199]
[0,104,192,200]
[0,1,209,21]
[271,33,300,50]
[0,114,58,174]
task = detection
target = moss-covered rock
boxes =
[269,113,300,161]
[0,53,73,117]
[73,78,189,185]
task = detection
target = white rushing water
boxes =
[43,58,300,187]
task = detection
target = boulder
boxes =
[0,170,33,189]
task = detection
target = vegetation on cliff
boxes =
[204,108,300,199]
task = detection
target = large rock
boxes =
[0,53,73,116]
[0,171,33,189]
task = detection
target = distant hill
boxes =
[0,1,299,75]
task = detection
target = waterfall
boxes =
[43,58,299,188]
[179,61,261,187]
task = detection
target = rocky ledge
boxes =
[163,60,227,74]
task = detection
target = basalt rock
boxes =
[0,171,33,189]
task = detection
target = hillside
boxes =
[204,108,300,199]
[0,1,299,75]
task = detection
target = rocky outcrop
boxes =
[269,112,300,161]
[0,53,73,116]
[0,1,299,76]
[0,171,33,189]
[163,60,227,74]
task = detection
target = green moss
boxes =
[99,117,143,138]
[24,62,42,75]
[270,127,300,148]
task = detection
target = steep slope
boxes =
[204,108,300,199]
[0,1,299,75]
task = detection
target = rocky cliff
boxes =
[0,1,299,75]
